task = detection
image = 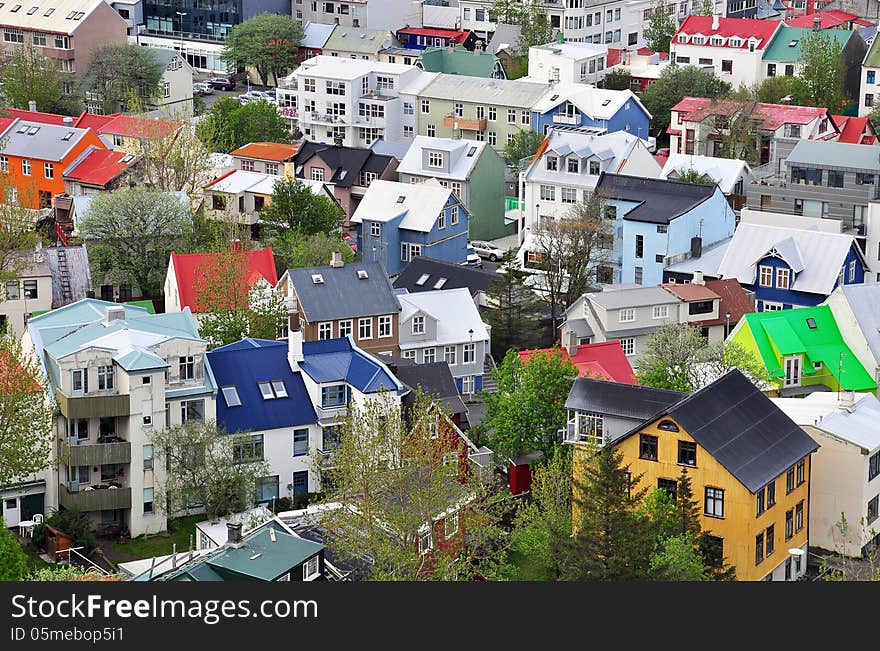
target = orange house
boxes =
[0,118,108,209]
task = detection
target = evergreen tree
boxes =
[484,250,543,359]
[602,69,633,91]
[673,467,703,538]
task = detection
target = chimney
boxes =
[712,13,720,30]
[839,390,856,411]
[230,238,242,252]
[690,236,703,259]
[693,270,705,285]
[475,39,484,55]
[288,329,304,365]
[28,100,37,112]
[330,250,344,267]
[104,305,126,324]
[566,330,578,356]
[813,15,821,31]
[226,522,243,547]
[62,116,73,126]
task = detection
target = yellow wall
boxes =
[573,416,811,581]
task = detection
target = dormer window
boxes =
[678,34,688,43]
[710,36,724,46]
[546,155,558,171]
[567,157,579,173]
[692,35,705,45]
[728,37,741,47]
[412,315,425,334]
[428,151,444,168]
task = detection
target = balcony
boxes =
[284,296,298,313]
[55,391,130,419]
[41,47,75,60]
[315,404,348,423]
[315,448,337,469]
[305,111,347,125]
[443,115,487,131]
[62,439,130,467]
[552,113,580,126]
[60,484,131,512]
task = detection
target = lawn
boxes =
[506,548,554,581]
[109,515,202,560]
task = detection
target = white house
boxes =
[860,35,880,117]
[526,40,610,86]
[660,153,753,197]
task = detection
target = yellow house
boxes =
[571,370,820,581]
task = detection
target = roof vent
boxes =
[330,250,344,268]
[806,317,816,329]
[311,273,325,284]
[397,195,406,203]
[63,116,73,126]
[104,305,126,324]
[357,269,369,279]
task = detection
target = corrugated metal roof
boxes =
[770,392,880,451]
[587,285,680,309]
[419,73,548,107]
[299,337,403,394]
[350,178,453,232]
[595,173,718,224]
[786,138,880,171]
[397,288,490,347]
[660,153,752,194]
[565,377,684,418]
[0,0,120,33]
[0,120,89,161]
[289,261,400,322]
[397,135,486,180]
[840,283,880,365]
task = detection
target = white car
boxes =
[238,90,273,104]
[470,240,503,262]
[460,246,483,268]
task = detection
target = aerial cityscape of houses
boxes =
[3,0,880,587]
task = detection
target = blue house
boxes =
[715,222,868,311]
[595,174,737,286]
[207,339,319,498]
[531,85,651,140]
[351,179,471,277]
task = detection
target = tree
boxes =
[484,250,544,359]
[602,69,633,91]
[478,348,577,464]
[531,193,613,336]
[126,122,214,196]
[799,29,846,112]
[641,65,732,137]
[0,518,28,580]
[221,13,304,86]
[693,0,715,14]
[0,333,54,488]
[643,0,677,54]
[0,45,81,115]
[150,420,271,521]
[504,128,544,171]
[565,443,653,580]
[670,168,716,185]
[83,43,164,114]
[26,565,116,581]
[320,389,507,580]
[78,187,193,298]
[518,2,554,50]
[490,0,524,24]
[261,177,344,237]
[31,509,96,554]
[270,231,355,277]
[648,533,708,580]
[706,99,763,164]
[0,196,43,288]
[755,75,811,106]
[196,98,292,153]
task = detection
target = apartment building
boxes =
[860,34,880,117]
[294,0,421,31]
[24,299,217,537]
[527,40,611,86]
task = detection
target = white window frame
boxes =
[303,555,320,580]
[759,265,773,287]
[412,315,425,334]
[318,321,333,340]
[444,511,459,538]
[444,345,456,365]
[776,268,790,290]
[461,375,475,393]
[462,342,475,364]
[618,338,635,356]
[423,347,436,363]
[652,305,668,319]
[378,315,392,338]
[358,317,373,340]
[619,308,635,323]
[339,319,353,338]
[418,525,433,555]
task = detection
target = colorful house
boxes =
[519,342,636,384]
[728,305,877,395]
[396,26,477,51]
[530,84,651,141]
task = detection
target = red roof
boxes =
[63,148,134,187]
[98,115,183,139]
[230,142,300,161]
[786,10,871,28]
[671,97,828,130]
[518,342,637,384]
[74,112,121,130]
[0,116,14,135]
[699,279,755,327]
[654,152,669,167]
[674,16,781,50]
[170,248,278,311]
[3,108,68,125]
[832,115,875,144]
[397,27,471,43]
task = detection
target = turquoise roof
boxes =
[115,349,169,372]
[763,26,852,61]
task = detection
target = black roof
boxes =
[393,257,498,295]
[292,142,394,188]
[565,377,685,420]
[289,261,401,322]
[621,370,820,493]
[594,173,717,224]
[388,358,468,417]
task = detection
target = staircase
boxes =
[481,353,498,393]
[56,247,73,305]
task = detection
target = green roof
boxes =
[418,46,503,78]
[202,526,322,581]
[866,31,880,67]
[743,306,876,391]
[125,299,156,314]
[763,26,852,62]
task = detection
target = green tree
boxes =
[641,65,732,137]
[0,518,28,581]
[0,45,81,115]
[270,231,355,277]
[643,0,676,54]
[126,120,213,195]
[693,0,715,14]
[35,509,97,554]
[565,443,653,580]
[669,168,716,185]
[221,13,304,86]
[478,349,577,463]
[799,29,846,111]
[261,177,344,237]
[504,128,544,171]
[518,3,554,50]
[490,0,524,23]
[196,98,292,153]
[78,187,193,298]
[755,75,811,105]
[602,69,633,91]
[484,250,543,360]
[649,532,708,580]
[83,43,164,114]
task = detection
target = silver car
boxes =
[469,240,503,262]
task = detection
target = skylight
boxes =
[311,273,324,284]
[806,317,817,329]
[62,131,74,141]
[27,126,39,135]
[44,7,53,16]
[433,277,447,289]
[258,381,275,400]
[357,269,369,279]
[396,195,406,203]
[789,40,798,47]
[73,11,84,19]
[271,380,288,398]
[601,99,611,106]
[415,273,430,286]
[222,386,242,407]
[65,9,75,17]
[10,5,21,12]
[16,125,28,133]
[258,380,287,399]
[467,146,477,157]
[26,5,36,14]
[550,94,559,101]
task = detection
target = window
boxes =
[640,434,658,461]
[255,475,279,503]
[321,384,348,408]
[180,399,204,423]
[658,478,677,499]
[756,486,766,516]
[619,308,635,323]
[866,94,875,108]
[20,279,37,299]
[588,160,601,175]
[418,526,433,555]
[795,501,804,531]
[635,234,644,258]
[0,156,6,173]
[786,466,795,493]
[755,532,764,564]
[179,356,195,381]
[721,60,732,74]
[423,348,436,364]
[869,451,880,481]
[796,458,805,485]
[487,106,496,122]
[378,315,392,338]
[293,428,309,457]
[438,210,446,230]
[767,63,776,77]
[71,368,87,394]
[97,365,114,391]
[766,524,775,556]
[618,338,635,356]
[233,434,264,463]
[463,343,475,364]
[453,102,463,118]
[241,159,255,172]
[561,187,577,204]
[546,155,558,171]
[337,319,353,339]
[428,151,444,168]
[5,280,18,300]
[451,205,459,225]
[828,170,844,188]
[766,481,776,508]
[848,260,856,282]
[427,124,436,137]
[540,185,555,201]
[412,315,425,334]
[776,268,790,290]
[705,487,724,518]
[759,266,773,287]
[143,444,154,471]
[421,99,430,113]
[869,495,879,524]
[507,108,516,124]
[303,555,320,580]
[677,441,696,467]
[785,508,794,540]
[567,158,579,174]
[445,511,459,538]
[444,345,456,366]
[359,317,372,339]
[21,159,30,176]
[221,386,241,407]
[143,487,154,513]
[461,375,475,394]
[43,162,54,179]
[316,321,333,340]
[311,167,324,181]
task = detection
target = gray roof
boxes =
[566,318,593,338]
[324,27,396,54]
[487,24,523,55]
[0,120,89,162]
[393,256,497,295]
[587,285,680,309]
[841,283,880,365]
[595,173,718,224]
[289,261,401,322]
[786,139,880,172]
[665,238,731,277]
[46,245,92,308]
[419,74,548,108]
[300,21,335,49]
[565,377,685,421]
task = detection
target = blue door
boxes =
[293,471,309,495]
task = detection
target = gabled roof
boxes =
[62,147,134,187]
[288,261,400,322]
[204,170,333,199]
[350,179,455,232]
[786,138,880,171]
[701,279,755,327]
[397,288,490,346]
[673,15,781,50]
[397,135,487,180]
[532,83,650,121]
[487,24,524,56]
[716,223,862,295]
[594,173,718,224]
[864,28,880,67]
[97,114,182,139]
[417,45,503,77]
[170,248,278,312]
[664,238,731,277]
[741,306,876,390]
[230,142,299,162]
[0,0,123,34]
[324,26,397,54]
[786,9,872,29]
[661,282,719,302]
[521,342,636,384]
[292,141,394,188]
[660,153,752,194]
[671,97,830,131]
[389,359,468,417]
[586,284,681,309]
[393,256,496,295]
[422,4,461,30]
[0,119,90,162]
[207,339,317,434]
[763,24,854,61]
[299,336,404,394]
[300,21,335,49]
[839,283,880,365]
[647,370,819,493]
[832,115,877,145]
[418,74,548,108]
[565,377,684,421]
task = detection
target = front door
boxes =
[293,471,309,496]
[784,355,802,387]
[3,496,21,527]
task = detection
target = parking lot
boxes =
[194,75,277,111]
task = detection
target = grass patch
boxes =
[505,548,554,581]
[110,515,202,560]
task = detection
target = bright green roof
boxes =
[742,306,876,391]
[418,46,502,77]
[125,299,156,314]
[866,31,880,67]
[763,26,852,62]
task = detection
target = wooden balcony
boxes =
[55,391,130,419]
[61,441,131,467]
[443,115,487,131]
[60,485,131,512]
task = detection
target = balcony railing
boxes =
[316,448,337,469]
[443,115,487,131]
[60,485,131,512]
[504,197,524,212]
[61,440,131,467]
[55,391,130,419]
[553,114,580,125]
[139,27,227,45]
[315,404,348,422]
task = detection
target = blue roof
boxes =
[207,339,317,434]
[300,336,404,394]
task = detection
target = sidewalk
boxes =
[488,233,520,253]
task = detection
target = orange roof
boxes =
[98,115,183,139]
[518,342,637,384]
[661,282,720,302]
[230,142,300,161]
[63,148,134,187]
[170,247,278,311]
[74,112,121,130]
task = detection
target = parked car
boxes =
[238,90,274,104]
[192,82,213,96]
[207,76,236,91]
[469,240,503,262]
[461,246,483,268]
[342,232,357,254]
